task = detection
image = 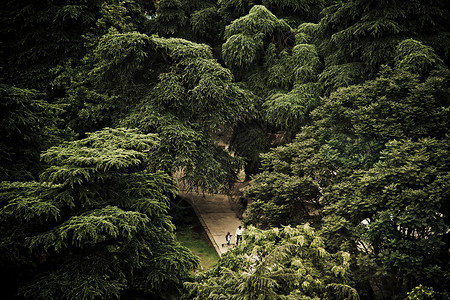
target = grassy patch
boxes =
[176,225,220,271]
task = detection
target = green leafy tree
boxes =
[243,43,450,298]
[0,128,198,299]
[394,39,446,78]
[219,0,324,26]
[186,224,359,299]
[322,137,450,298]
[114,34,249,191]
[245,171,321,228]
[222,5,293,71]
[245,63,450,231]
[407,285,444,300]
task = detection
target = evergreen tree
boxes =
[221,5,324,176]
[0,84,62,181]
[0,128,198,299]
[52,29,250,192]
[319,0,450,82]
[243,42,450,298]
[0,0,144,90]
[186,224,359,299]
[2,1,450,298]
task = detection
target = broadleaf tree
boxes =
[242,42,450,298]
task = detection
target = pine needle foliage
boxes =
[154,0,226,46]
[0,84,61,181]
[3,1,450,298]
[223,5,324,170]
[185,225,358,299]
[190,6,223,40]
[223,5,292,69]
[58,28,249,192]
[320,0,450,77]
[1,0,147,90]
[113,33,249,192]
[155,0,189,36]
[318,63,364,96]
[394,38,446,78]
[262,0,324,24]
[0,128,198,299]
[87,31,248,131]
[263,83,320,134]
[245,171,321,229]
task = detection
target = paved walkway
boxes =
[178,191,243,256]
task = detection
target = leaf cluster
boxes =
[186,224,358,299]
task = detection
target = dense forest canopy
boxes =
[1,0,449,299]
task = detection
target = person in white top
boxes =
[225,232,231,246]
[235,225,244,245]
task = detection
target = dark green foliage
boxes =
[149,36,248,129]
[309,64,450,172]
[322,137,450,298]
[87,31,246,126]
[264,42,321,88]
[218,0,324,26]
[0,0,148,90]
[0,128,198,299]
[103,34,250,192]
[54,29,249,192]
[243,44,450,298]
[222,5,293,70]
[217,0,251,24]
[229,120,271,179]
[89,32,152,91]
[395,39,446,78]
[154,0,225,48]
[406,285,446,300]
[222,5,324,171]
[320,0,450,78]
[0,84,61,181]
[2,0,450,298]
[191,6,223,42]
[245,60,450,227]
[318,63,364,96]
[264,82,321,134]
[261,0,324,24]
[186,225,359,299]
[153,0,191,37]
[245,171,321,228]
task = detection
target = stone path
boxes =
[178,191,243,256]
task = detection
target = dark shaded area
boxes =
[169,195,211,245]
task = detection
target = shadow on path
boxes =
[178,191,243,256]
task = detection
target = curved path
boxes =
[178,191,243,256]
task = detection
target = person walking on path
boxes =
[225,232,232,246]
[235,225,243,245]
